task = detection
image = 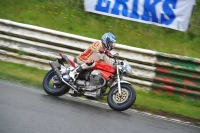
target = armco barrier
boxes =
[153,53,200,98]
[0,19,199,99]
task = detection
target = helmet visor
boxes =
[109,41,115,49]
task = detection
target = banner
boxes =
[84,0,196,32]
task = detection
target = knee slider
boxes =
[86,59,94,66]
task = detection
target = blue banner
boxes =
[84,0,195,32]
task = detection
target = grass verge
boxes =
[0,60,200,125]
[0,0,200,58]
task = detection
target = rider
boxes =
[69,32,116,81]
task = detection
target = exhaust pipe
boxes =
[49,61,62,78]
[49,61,80,94]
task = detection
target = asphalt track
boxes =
[0,80,199,133]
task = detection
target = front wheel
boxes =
[43,69,70,96]
[107,83,136,111]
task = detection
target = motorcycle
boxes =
[43,52,136,111]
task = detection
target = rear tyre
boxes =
[43,69,70,96]
[107,83,136,111]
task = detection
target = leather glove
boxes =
[99,47,105,54]
[105,50,112,57]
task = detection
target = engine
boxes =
[75,70,106,99]
[88,70,102,88]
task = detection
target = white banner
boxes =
[84,0,195,32]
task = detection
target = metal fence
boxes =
[0,19,199,99]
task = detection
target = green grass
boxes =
[0,60,200,123]
[0,0,200,58]
[0,61,47,87]
[135,91,200,120]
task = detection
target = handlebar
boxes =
[109,53,118,65]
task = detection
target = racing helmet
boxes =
[101,32,116,51]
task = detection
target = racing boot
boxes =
[69,66,83,81]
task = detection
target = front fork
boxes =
[116,65,122,96]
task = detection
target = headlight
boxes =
[123,60,132,76]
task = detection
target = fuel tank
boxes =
[92,61,115,80]
[94,61,115,73]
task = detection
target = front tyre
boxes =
[107,83,136,111]
[43,69,70,96]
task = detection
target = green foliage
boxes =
[0,0,200,58]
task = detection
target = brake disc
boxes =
[112,88,129,104]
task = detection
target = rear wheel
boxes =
[43,69,70,96]
[107,83,136,111]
